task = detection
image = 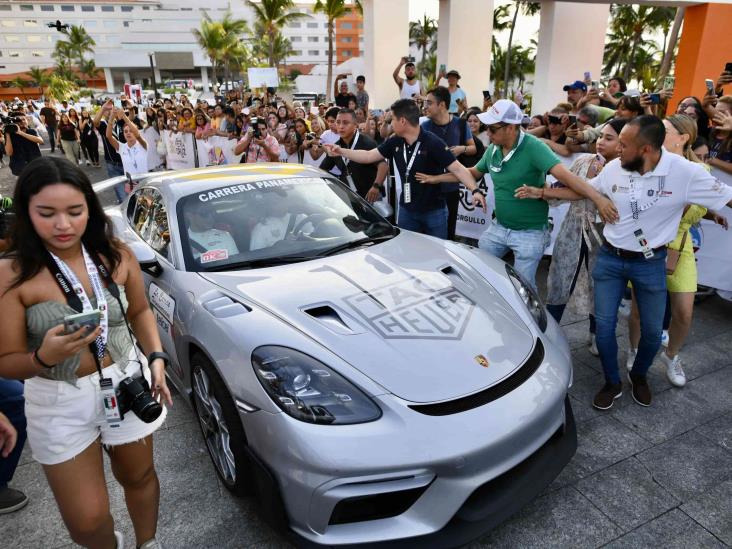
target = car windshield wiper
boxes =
[317,234,394,257]
[204,255,316,271]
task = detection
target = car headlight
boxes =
[252,346,382,425]
[505,264,547,332]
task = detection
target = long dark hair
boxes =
[7,156,122,289]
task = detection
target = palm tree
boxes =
[64,25,96,67]
[502,1,540,97]
[314,0,362,103]
[605,5,675,83]
[250,21,295,69]
[219,12,250,91]
[492,5,511,59]
[246,0,308,67]
[409,15,437,78]
[27,66,50,96]
[10,77,29,97]
[79,59,100,84]
[193,16,228,86]
[657,7,685,85]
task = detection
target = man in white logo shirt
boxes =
[517,116,732,409]
[105,108,148,201]
[184,203,239,261]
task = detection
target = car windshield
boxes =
[177,176,397,272]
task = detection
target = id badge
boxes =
[99,377,122,425]
[633,228,654,259]
[403,182,412,204]
[345,174,357,193]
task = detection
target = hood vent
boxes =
[303,304,359,335]
[202,295,251,318]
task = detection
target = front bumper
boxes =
[296,396,576,549]
[242,335,575,547]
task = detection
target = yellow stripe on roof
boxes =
[172,163,312,181]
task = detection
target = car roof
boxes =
[142,163,330,201]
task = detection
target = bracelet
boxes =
[471,188,484,196]
[372,182,383,189]
[32,348,55,369]
[148,351,170,368]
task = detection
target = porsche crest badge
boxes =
[475,355,489,368]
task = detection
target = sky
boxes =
[408,0,541,49]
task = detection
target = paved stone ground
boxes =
[1,148,731,548]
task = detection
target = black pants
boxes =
[81,135,99,164]
[546,235,596,334]
[45,125,56,152]
[444,190,460,241]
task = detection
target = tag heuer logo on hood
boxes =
[344,274,475,340]
[475,355,489,368]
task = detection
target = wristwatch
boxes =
[148,351,171,368]
[471,188,485,196]
[371,182,383,189]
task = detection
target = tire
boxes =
[190,353,252,496]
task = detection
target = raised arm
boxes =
[392,59,405,88]
[120,110,147,150]
[106,111,120,151]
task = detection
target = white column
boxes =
[104,67,115,93]
[532,1,610,115]
[122,71,131,84]
[362,0,410,109]
[200,66,210,93]
[436,0,494,109]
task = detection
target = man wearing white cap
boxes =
[417,99,617,288]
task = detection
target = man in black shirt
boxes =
[39,99,58,153]
[4,115,43,176]
[333,75,357,109]
[325,99,486,238]
[320,109,387,201]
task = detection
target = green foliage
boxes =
[409,15,438,79]
[603,5,675,86]
[246,0,309,67]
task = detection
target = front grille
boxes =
[328,485,429,525]
[408,339,545,416]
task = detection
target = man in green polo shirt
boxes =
[416,99,617,288]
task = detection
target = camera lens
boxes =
[118,377,163,423]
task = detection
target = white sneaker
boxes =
[588,334,599,356]
[626,348,637,371]
[139,538,162,549]
[86,160,91,166]
[661,330,669,347]
[659,352,686,387]
[114,530,124,549]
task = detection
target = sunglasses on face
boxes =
[487,123,507,133]
[547,116,563,125]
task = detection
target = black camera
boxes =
[251,119,262,139]
[305,132,317,140]
[117,375,163,423]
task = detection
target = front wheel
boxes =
[191,353,252,496]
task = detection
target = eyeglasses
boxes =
[486,123,507,133]
[423,99,434,106]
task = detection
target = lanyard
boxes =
[489,130,525,173]
[402,140,421,183]
[342,131,360,169]
[47,246,108,368]
[629,175,665,220]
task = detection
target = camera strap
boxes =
[47,246,108,375]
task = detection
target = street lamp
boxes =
[148,52,159,100]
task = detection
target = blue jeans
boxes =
[45,125,56,152]
[0,379,26,488]
[398,206,448,239]
[478,221,550,289]
[592,247,667,385]
[106,161,126,202]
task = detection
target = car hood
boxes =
[200,233,535,403]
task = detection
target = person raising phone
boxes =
[0,156,171,549]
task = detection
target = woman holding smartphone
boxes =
[0,156,171,549]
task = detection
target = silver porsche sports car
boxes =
[97,164,577,548]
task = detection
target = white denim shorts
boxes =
[24,353,167,465]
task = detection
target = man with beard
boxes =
[319,109,387,202]
[516,115,732,410]
[393,57,423,100]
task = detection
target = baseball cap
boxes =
[446,69,461,79]
[242,107,250,115]
[563,80,587,92]
[477,100,525,126]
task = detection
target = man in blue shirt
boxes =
[324,99,486,238]
[421,86,477,239]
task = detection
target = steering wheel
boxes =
[291,213,336,238]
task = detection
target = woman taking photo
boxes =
[106,108,148,178]
[57,113,82,167]
[626,114,728,385]
[0,156,171,549]
[79,110,100,168]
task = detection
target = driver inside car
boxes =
[184,201,240,260]
[249,191,313,251]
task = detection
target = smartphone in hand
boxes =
[705,79,716,94]
[63,310,101,335]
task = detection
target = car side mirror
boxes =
[129,241,163,277]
